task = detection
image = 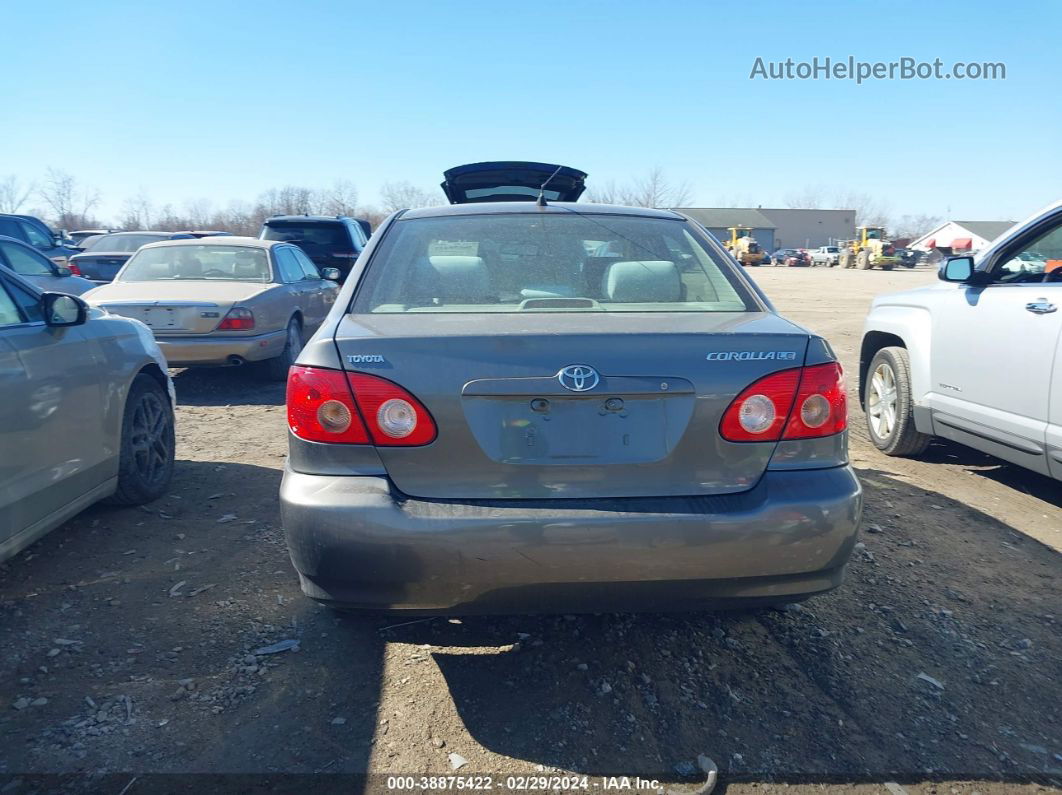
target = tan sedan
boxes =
[85,238,340,379]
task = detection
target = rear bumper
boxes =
[155,329,286,366]
[280,465,863,614]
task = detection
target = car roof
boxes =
[399,201,685,221]
[99,230,179,236]
[138,236,281,251]
[264,215,364,223]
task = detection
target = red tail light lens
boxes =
[217,307,255,330]
[784,362,847,439]
[286,367,437,447]
[720,362,846,442]
[719,368,801,442]
[347,374,437,446]
[287,366,370,444]
[67,262,83,276]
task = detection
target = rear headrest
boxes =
[420,255,491,302]
[601,260,681,302]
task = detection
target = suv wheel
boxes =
[105,374,175,505]
[864,347,931,456]
[265,317,302,381]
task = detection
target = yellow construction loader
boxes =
[853,226,900,270]
[724,226,765,267]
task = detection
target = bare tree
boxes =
[784,184,892,230]
[586,168,692,208]
[379,181,444,212]
[37,168,102,230]
[0,175,34,213]
[585,180,623,205]
[623,167,693,208]
[783,185,828,210]
[119,190,154,230]
[892,213,943,241]
[318,179,359,217]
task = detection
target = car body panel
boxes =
[281,465,862,613]
[0,214,79,264]
[861,200,1062,480]
[84,238,338,366]
[441,162,587,204]
[282,200,860,612]
[0,267,173,562]
[333,310,812,499]
[259,216,368,281]
[70,232,190,282]
[0,235,96,295]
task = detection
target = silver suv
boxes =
[0,266,176,562]
[861,200,1062,480]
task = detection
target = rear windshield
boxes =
[119,245,272,282]
[83,233,167,252]
[353,213,753,313]
[262,222,350,250]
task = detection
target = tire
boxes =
[857,249,872,270]
[881,263,894,271]
[105,374,175,506]
[264,317,302,382]
[864,347,932,456]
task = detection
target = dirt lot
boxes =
[1,264,1059,794]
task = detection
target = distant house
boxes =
[909,220,1017,255]
[672,207,855,251]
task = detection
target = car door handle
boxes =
[1025,299,1057,314]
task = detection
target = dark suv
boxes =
[259,216,370,281]
[0,214,79,266]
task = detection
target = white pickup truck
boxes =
[810,246,841,267]
[859,200,1062,481]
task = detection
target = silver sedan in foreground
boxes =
[0,266,175,562]
[85,238,340,379]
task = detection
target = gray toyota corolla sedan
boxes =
[281,169,862,614]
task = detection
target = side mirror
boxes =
[939,256,975,283]
[55,265,73,277]
[42,293,88,327]
[321,267,341,281]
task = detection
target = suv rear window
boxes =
[262,222,350,250]
[353,213,752,313]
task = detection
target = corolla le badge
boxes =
[558,364,599,392]
[705,351,798,362]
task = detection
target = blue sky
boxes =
[5,0,1059,222]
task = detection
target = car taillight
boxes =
[346,373,437,446]
[67,262,83,276]
[784,362,847,439]
[720,362,846,442]
[287,366,370,444]
[286,366,436,447]
[217,307,254,330]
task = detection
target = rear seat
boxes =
[600,260,681,303]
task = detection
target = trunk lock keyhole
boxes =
[530,398,550,413]
[605,398,624,412]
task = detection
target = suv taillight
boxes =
[286,366,437,447]
[217,307,254,330]
[719,362,846,442]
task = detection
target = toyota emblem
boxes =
[557,365,600,392]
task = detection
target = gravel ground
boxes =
[1,264,1059,794]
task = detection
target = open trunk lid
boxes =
[335,312,810,499]
[441,162,587,204]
